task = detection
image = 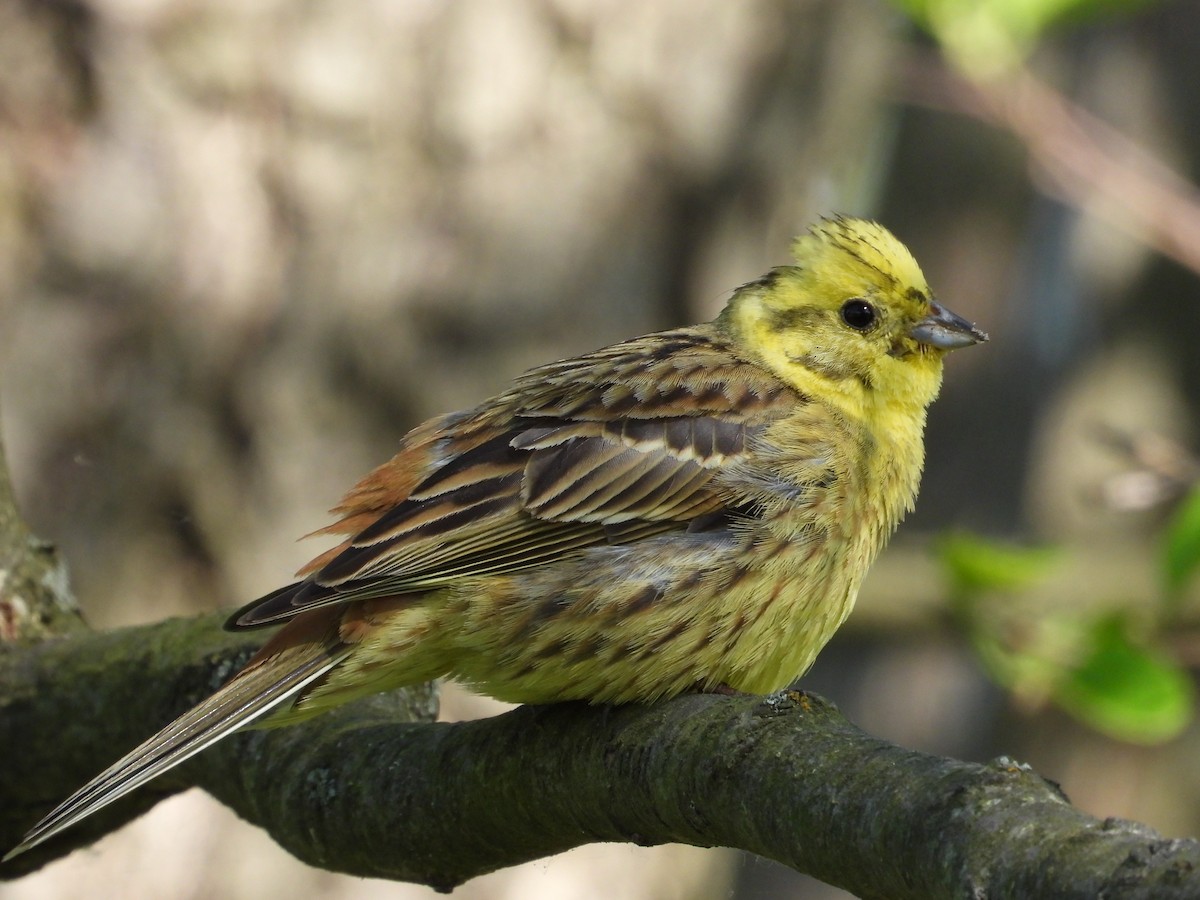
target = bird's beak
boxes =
[910,301,988,350]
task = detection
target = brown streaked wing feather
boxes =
[521,429,726,523]
[232,326,801,628]
[319,415,742,590]
[510,326,798,421]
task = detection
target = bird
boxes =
[8,215,986,860]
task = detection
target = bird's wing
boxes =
[230,327,799,628]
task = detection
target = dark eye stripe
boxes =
[765,305,824,333]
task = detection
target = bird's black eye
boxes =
[840,299,877,331]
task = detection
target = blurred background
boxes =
[3,0,1200,897]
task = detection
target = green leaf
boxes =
[1054,614,1193,745]
[887,0,1158,77]
[939,532,1060,595]
[1164,486,1200,595]
[891,0,1155,37]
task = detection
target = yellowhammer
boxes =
[9,215,985,858]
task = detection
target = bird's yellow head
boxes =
[721,216,986,419]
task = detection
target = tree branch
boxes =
[901,52,1200,280]
[2,615,1198,898]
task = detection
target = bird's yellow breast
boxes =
[705,398,917,694]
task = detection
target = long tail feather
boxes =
[5,646,346,861]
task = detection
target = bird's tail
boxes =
[5,635,347,862]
